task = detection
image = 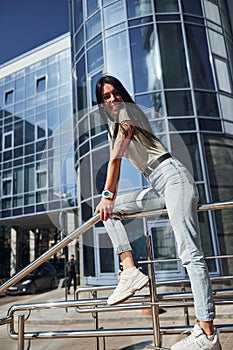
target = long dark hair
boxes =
[95,75,154,139]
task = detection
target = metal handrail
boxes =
[0,200,232,296]
[0,199,232,350]
[0,214,100,296]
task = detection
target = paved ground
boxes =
[0,284,233,350]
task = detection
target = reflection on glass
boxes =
[126,0,152,18]
[86,12,101,41]
[130,25,161,93]
[136,93,163,114]
[5,90,14,105]
[103,0,125,29]
[118,158,141,193]
[158,23,189,88]
[185,24,215,90]
[154,0,179,13]
[172,133,202,181]
[215,58,232,93]
[73,0,83,30]
[203,1,221,25]
[151,225,178,271]
[87,0,98,16]
[105,31,131,91]
[75,26,84,53]
[90,110,106,136]
[87,42,103,73]
[91,72,103,106]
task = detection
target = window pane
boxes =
[48,108,59,131]
[5,90,14,105]
[103,0,125,29]
[126,0,152,17]
[219,95,233,120]
[47,63,58,89]
[215,59,232,93]
[14,122,24,146]
[90,72,103,106]
[80,155,92,199]
[172,133,203,181]
[166,91,193,116]
[181,0,203,15]
[86,11,101,41]
[136,93,164,115]
[199,118,221,131]
[3,179,12,196]
[158,23,189,88]
[90,110,106,136]
[151,225,177,270]
[195,91,219,117]
[25,165,35,192]
[169,118,196,131]
[13,168,23,194]
[203,1,221,25]
[154,0,179,13]
[37,122,46,139]
[4,133,13,149]
[130,25,161,92]
[87,0,98,16]
[79,116,89,144]
[36,77,46,93]
[119,158,141,192]
[59,57,71,84]
[105,31,131,90]
[99,233,115,272]
[37,171,47,188]
[92,147,109,195]
[87,42,103,73]
[185,24,215,89]
[73,0,83,31]
[209,30,227,58]
[15,78,25,102]
[83,228,95,276]
[76,57,87,111]
[75,26,84,53]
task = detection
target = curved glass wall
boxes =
[69,0,233,284]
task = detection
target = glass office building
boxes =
[69,0,233,286]
[0,34,78,278]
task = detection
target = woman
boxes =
[94,75,221,350]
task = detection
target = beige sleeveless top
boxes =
[109,108,167,174]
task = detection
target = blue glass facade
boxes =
[69,0,233,285]
[0,35,77,277]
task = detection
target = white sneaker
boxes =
[171,324,222,350]
[107,267,148,305]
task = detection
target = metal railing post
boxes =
[91,289,100,350]
[146,235,162,348]
[18,315,25,350]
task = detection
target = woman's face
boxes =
[101,83,123,121]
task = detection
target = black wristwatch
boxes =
[102,190,114,200]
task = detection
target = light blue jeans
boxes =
[104,157,215,321]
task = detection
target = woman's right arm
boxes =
[95,121,134,221]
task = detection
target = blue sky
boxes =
[0,0,69,65]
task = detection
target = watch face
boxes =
[103,190,113,199]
